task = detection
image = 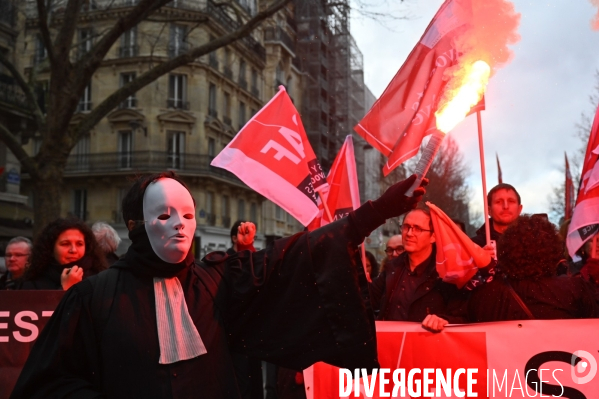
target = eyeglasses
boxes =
[385,246,404,255]
[401,224,431,235]
[5,253,29,259]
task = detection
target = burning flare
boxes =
[435,60,490,133]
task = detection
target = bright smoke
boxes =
[591,0,599,30]
[435,0,521,132]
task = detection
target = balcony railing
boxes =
[167,99,190,110]
[64,152,244,185]
[208,107,218,118]
[119,45,139,58]
[223,115,232,126]
[0,76,31,110]
[264,26,296,54]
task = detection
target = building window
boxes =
[168,74,188,109]
[250,202,257,225]
[77,83,92,112]
[77,28,93,59]
[238,60,247,89]
[208,137,215,158]
[251,68,258,97]
[168,24,188,58]
[238,101,246,128]
[71,134,90,170]
[34,35,47,65]
[206,191,215,226]
[208,83,217,117]
[167,131,185,169]
[118,130,132,169]
[35,80,49,114]
[119,72,137,108]
[275,205,284,221]
[222,195,230,228]
[224,48,232,78]
[119,28,138,57]
[223,92,231,125]
[237,199,245,221]
[208,35,219,69]
[73,189,87,221]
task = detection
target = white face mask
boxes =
[143,178,196,263]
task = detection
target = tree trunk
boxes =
[31,169,65,238]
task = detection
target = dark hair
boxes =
[487,183,521,206]
[403,205,434,232]
[122,172,195,225]
[25,218,108,281]
[230,220,245,241]
[365,251,380,279]
[498,215,564,280]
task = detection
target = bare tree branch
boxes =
[72,0,291,138]
[0,122,38,178]
[53,0,84,66]
[35,0,56,66]
[0,52,45,131]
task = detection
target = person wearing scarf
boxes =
[11,171,425,399]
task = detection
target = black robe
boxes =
[10,206,380,399]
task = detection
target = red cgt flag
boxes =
[427,202,491,288]
[567,103,599,257]
[354,0,473,176]
[211,86,327,226]
[308,135,360,231]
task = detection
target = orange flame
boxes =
[435,60,490,133]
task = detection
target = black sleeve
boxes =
[368,269,387,313]
[223,214,378,372]
[10,284,103,399]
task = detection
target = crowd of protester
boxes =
[1,180,598,399]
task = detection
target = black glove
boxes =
[371,174,427,220]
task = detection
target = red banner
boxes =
[0,290,65,399]
[211,86,326,226]
[305,320,599,398]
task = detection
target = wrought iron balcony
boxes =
[64,151,244,185]
[0,75,31,111]
[264,26,296,55]
[223,115,232,126]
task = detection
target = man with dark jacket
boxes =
[369,206,466,330]
[471,183,522,249]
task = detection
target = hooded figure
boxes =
[10,171,425,399]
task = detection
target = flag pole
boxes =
[476,110,492,248]
[316,187,334,222]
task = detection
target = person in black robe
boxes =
[10,171,425,399]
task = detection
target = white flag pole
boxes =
[476,110,492,249]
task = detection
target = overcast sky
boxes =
[350,0,599,224]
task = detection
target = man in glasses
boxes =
[0,236,32,290]
[369,206,463,327]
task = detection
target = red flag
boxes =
[496,152,503,184]
[354,0,472,176]
[565,152,574,220]
[567,103,599,257]
[211,86,327,226]
[308,136,360,230]
[427,202,491,288]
